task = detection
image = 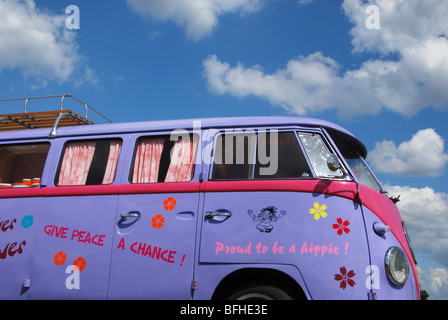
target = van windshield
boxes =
[331,134,382,193]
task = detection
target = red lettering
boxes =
[137,242,146,255]
[71,229,105,246]
[71,229,79,240]
[44,224,53,235]
[152,246,161,259]
[117,238,125,250]
[130,241,138,253]
[0,241,26,260]
[97,235,105,246]
[130,241,177,264]
[1,219,17,232]
[44,225,68,238]
[78,231,86,242]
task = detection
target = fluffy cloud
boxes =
[202,53,340,115]
[0,0,92,85]
[203,0,448,117]
[368,129,448,177]
[385,185,448,267]
[418,267,448,300]
[126,0,264,41]
[385,184,448,299]
[343,0,448,55]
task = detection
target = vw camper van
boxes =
[0,95,419,300]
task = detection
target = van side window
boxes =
[211,131,256,180]
[298,133,343,178]
[255,131,311,179]
[131,134,197,183]
[0,143,50,187]
[56,139,122,186]
[211,131,311,180]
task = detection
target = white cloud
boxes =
[0,0,93,85]
[343,0,448,55]
[126,0,265,41]
[385,185,448,267]
[418,267,448,300]
[203,0,448,117]
[342,0,448,116]
[297,0,316,5]
[384,184,448,299]
[203,53,341,115]
[368,129,448,177]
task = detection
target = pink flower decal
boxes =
[334,267,356,290]
[332,218,350,236]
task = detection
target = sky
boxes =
[1,0,448,299]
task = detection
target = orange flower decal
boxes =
[53,251,67,266]
[73,257,87,271]
[163,197,177,211]
[151,214,165,229]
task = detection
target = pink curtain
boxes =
[132,138,164,183]
[165,136,197,182]
[102,140,122,184]
[58,142,96,186]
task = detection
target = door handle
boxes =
[120,212,140,219]
[205,211,232,219]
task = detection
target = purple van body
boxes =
[0,116,419,300]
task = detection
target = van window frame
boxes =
[327,131,383,192]
[297,131,351,180]
[0,140,51,188]
[54,137,123,187]
[209,128,317,181]
[128,133,199,184]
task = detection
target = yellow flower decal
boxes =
[309,202,328,220]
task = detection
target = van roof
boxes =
[0,116,368,157]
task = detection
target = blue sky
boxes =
[1,0,448,299]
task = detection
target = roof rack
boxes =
[0,94,112,138]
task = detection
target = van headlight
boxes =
[385,247,410,286]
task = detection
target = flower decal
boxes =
[21,215,34,229]
[334,267,356,290]
[309,202,327,220]
[163,197,177,211]
[151,214,165,229]
[332,218,350,236]
[73,257,87,271]
[53,251,67,266]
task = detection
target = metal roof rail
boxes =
[0,94,112,137]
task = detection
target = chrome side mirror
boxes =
[327,154,341,172]
[327,154,347,178]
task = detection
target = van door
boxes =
[199,130,372,299]
[29,137,123,299]
[0,141,50,299]
[108,133,200,299]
